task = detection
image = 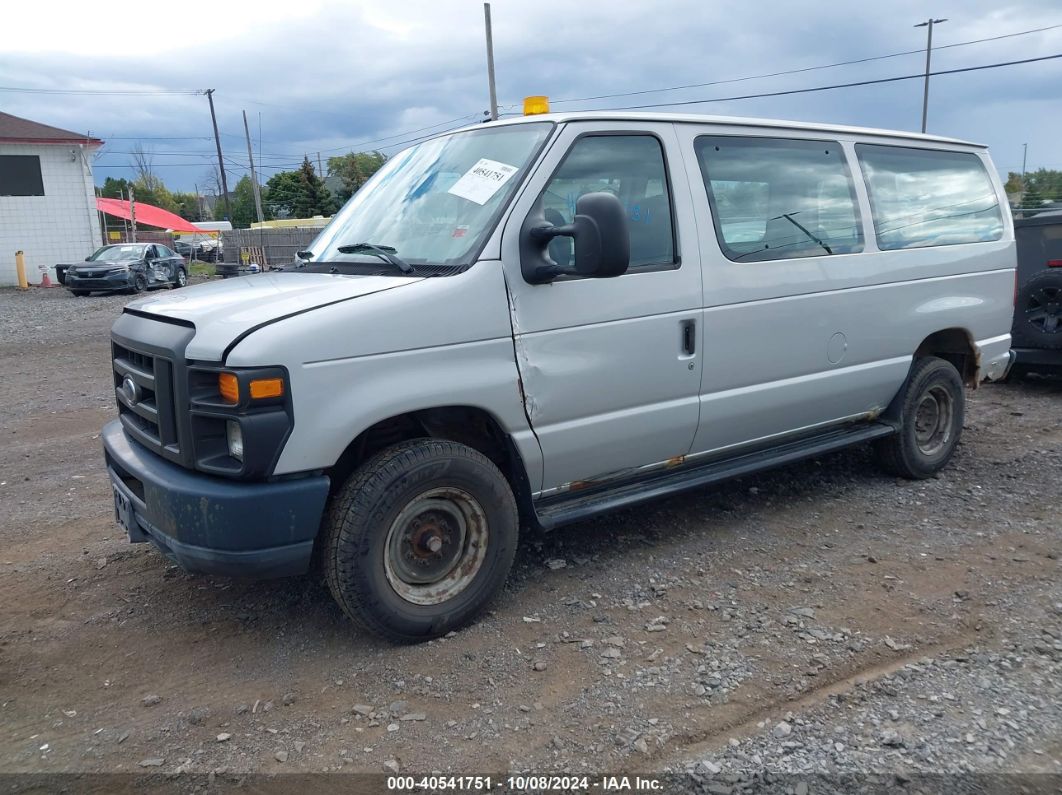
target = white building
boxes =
[0,112,103,286]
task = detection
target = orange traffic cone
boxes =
[39,271,54,288]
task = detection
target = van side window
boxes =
[694,136,864,262]
[856,145,1003,250]
[541,135,675,269]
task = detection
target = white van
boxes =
[103,111,1015,641]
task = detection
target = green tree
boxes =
[295,156,336,217]
[171,191,204,222]
[1022,182,1045,209]
[263,159,336,219]
[130,177,178,213]
[327,151,387,202]
[1024,168,1062,203]
[99,176,131,199]
[218,176,260,228]
[263,170,303,219]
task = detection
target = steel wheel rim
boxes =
[383,487,488,606]
[913,385,953,456]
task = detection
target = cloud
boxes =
[1,0,1059,190]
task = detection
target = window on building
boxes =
[540,135,676,269]
[856,145,1003,250]
[695,136,864,262]
[0,155,45,197]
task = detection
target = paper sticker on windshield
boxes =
[447,158,519,205]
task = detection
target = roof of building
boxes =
[0,111,103,145]
[456,111,983,148]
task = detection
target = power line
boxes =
[85,56,1062,175]
[531,22,1062,107]
[96,163,222,168]
[94,120,478,172]
[103,135,213,140]
[0,86,202,95]
[221,120,482,171]
[101,150,218,158]
[246,113,484,160]
[600,53,1062,111]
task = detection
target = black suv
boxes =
[1010,213,1062,376]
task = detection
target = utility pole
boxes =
[1020,143,1028,184]
[243,110,265,224]
[317,151,324,176]
[914,17,948,133]
[483,3,499,121]
[128,185,137,243]
[205,89,232,222]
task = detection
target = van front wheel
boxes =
[322,439,518,642]
[874,356,965,479]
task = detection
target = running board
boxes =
[533,421,896,530]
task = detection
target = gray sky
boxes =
[2,0,1059,193]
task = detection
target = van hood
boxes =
[127,272,422,361]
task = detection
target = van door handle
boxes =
[681,320,696,355]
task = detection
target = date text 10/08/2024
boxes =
[386,775,664,791]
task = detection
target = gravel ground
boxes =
[0,282,1059,794]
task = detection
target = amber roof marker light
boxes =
[523,96,550,116]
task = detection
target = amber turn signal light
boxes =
[218,372,240,403]
[249,377,284,400]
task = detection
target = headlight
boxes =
[226,421,244,461]
[189,365,290,478]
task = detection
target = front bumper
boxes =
[66,270,132,292]
[102,419,330,578]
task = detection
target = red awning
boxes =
[96,197,202,233]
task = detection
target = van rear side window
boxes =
[856,145,1003,250]
[695,136,863,262]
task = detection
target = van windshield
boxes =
[307,122,552,272]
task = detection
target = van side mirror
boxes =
[521,192,630,284]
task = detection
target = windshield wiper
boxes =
[336,242,415,274]
[772,212,832,255]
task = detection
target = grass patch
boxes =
[188,261,215,277]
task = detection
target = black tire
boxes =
[1012,270,1062,350]
[172,267,188,289]
[874,356,965,479]
[130,273,147,294]
[322,439,518,642]
[70,290,89,297]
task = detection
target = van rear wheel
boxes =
[874,356,965,479]
[322,439,518,642]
